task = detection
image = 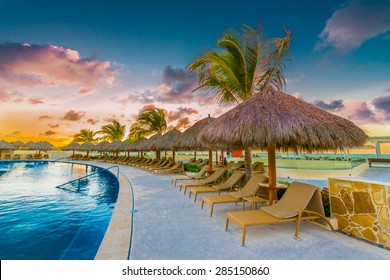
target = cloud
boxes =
[313,99,344,111]
[316,1,390,56]
[48,124,60,128]
[0,42,116,93]
[114,66,217,106]
[43,130,57,136]
[61,110,86,121]
[0,91,10,102]
[38,115,52,121]
[28,97,44,104]
[87,118,99,125]
[166,106,199,122]
[372,95,390,120]
[176,117,191,130]
[384,88,390,93]
[78,87,94,95]
[7,131,21,137]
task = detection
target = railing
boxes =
[54,165,120,190]
[53,156,70,162]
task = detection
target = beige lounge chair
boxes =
[171,165,210,187]
[179,167,227,195]
[154,161,184,175]
[189,171,246,203]
[225,182,335,245]
[230,161,245,171]
[201,173,268,217]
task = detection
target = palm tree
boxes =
[72,129,99,144]
[187,25,291,180]
[99,119,126,142]
[129,107,167,141]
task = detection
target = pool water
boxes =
[0,161,119,260]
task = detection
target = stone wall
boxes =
[329,178,390,249]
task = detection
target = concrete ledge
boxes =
[95,172,133,260]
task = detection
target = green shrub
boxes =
[184,164,201,173]
[321,187,331,217]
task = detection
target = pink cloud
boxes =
[0,43,116,93]
[166,106,199,122]
[61,110,86,121]
[0,91,10,102]
[176,117,191,130]
[316,1,390,56]
[38,115,52,121]
[28,97,45,104]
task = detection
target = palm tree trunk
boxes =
[244,147,252,182]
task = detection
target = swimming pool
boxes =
[0,161,119,260]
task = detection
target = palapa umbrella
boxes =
[127,137,147,156]
[139,133,163,159]
[78,141,95,157]
[25,141,36,150]
[34,141,53,156]
[154,128,182,163]
[95,141,110,152]
[108,140,127,156]
[0,140,14,159]
[11,141,25,149]
[62,142,80,156]
[172,115,215,171]
[199,88,368,203]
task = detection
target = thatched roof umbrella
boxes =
[173,115,215,171]
[62,142,80,155]
[109,140,127,156]
[78,141,95,157]
[33,141,53,156]
[127,137,147,156]
[199,88,368,203]
[0,140,14,158]
[95,141,110,153]
[139,133,163,159]
[154,128,182,163]
[12,141,25,149]
[25,141,36,150]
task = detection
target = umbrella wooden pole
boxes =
[215,150,218,165]
[244,147,252,182]
[268,144,277,205]
[172,151,176,163]
[194,150,197,160]
[208,149,212,171]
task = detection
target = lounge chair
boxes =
[230,161,245,171]
[179,167,227,195]
[13,154,21,160]
[171,165,210,187]
[225,182,335,245]
[201,173,268,217]
[154,161,184,175]
[189,171,245,202]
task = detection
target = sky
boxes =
[0,0,389,148]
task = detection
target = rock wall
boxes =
[329,178,390,249]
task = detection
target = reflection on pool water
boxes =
[0,161,119,260]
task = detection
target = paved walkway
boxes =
[93,162,390,260]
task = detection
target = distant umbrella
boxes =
[199,88,368,203]
[0,140,14,159]
[95,141,110,152]
[154,128,182,162]
[25,141,36,150]
[138,133,162,151]
[62,142,80,155]
[78,142,95,157]
[11,141,25,148]
[34,141,53,156]
[128,137,147,152]
[173,115,215,170]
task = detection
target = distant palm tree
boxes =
[99,119,126,142]
[187,25,291,179]
[72,129,99,144]
[129,107,167,141]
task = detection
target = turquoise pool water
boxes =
[0,161,119,260]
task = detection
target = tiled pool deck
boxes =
[91,161,390,260]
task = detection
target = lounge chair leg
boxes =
[241,227,246,246]
[225,218,229,231]
[188,191,192,199]
[201,200,204,209]
[194,193,197,203]
[210,204,214,217]
[294,210,303,241]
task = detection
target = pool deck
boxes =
[89,161,390,260]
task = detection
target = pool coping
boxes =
[94,170,133,260]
